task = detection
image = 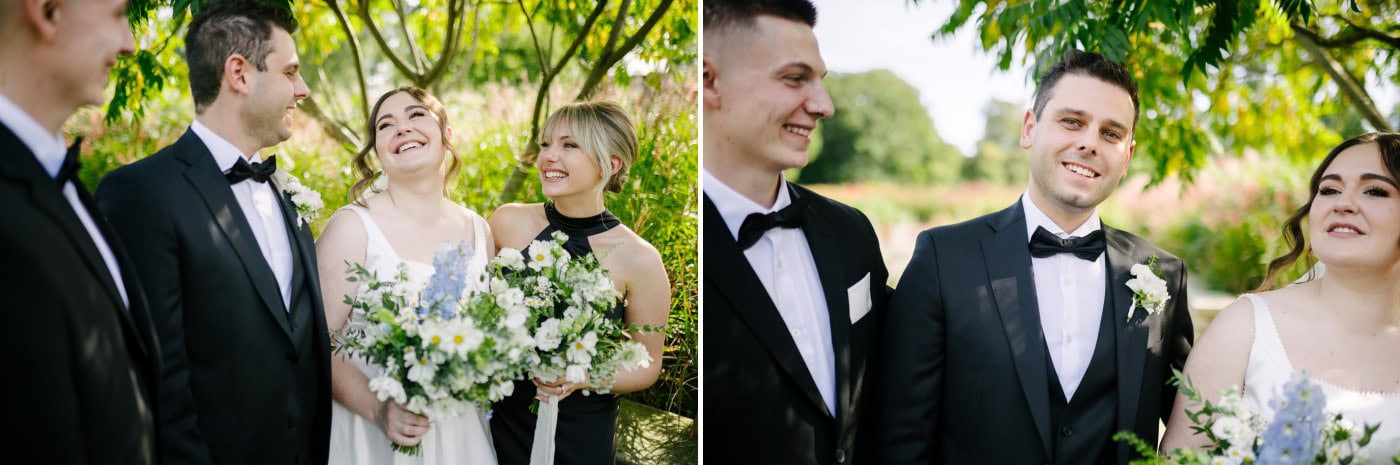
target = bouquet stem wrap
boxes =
[529,396,561,465]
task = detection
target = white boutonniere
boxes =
[272,169,323,226]
[1125,255,1169,323]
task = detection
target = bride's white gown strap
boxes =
[1240,294,1400,460]
[327,204,497,465]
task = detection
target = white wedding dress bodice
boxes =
[328,204,497,465]
[1240,294,1400,461]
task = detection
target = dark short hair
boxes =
[185,0,299,113]
[1031,48,1140,129]
[703,0,817,33]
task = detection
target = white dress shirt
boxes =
[191,121,295,309]
[705,169,837,416]
[1023,193,1106,400]
[0,92,129,308]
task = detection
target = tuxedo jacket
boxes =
[703,183,890,465]
[0,124,160,464]
[876,201,1193,465]
[97,129,331,465]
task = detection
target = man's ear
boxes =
[1122,139,1136,177]
[225,54,253,96]
[609,155,622,175]
[22,0,61,42]
[702,53,720,110]
[1019,109,1037,150]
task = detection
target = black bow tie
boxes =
[225,155,277,184]
[737,196,806,250]
[54,137,83,186]
[1028,226,1106,261]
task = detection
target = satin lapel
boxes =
[1106,226,1146,459]
[981,202,1053,458]
[270,180,311,302]
[175,131,293,340]
[0,129,129,313]
[703,195,829,415]
[72,180,151,359]
[795,186,853,423]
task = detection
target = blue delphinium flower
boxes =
[419,241,473,318]
[1257,374,1327,465]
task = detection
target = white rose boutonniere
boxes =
[272,168,324,226]
[1125,255,1169,323]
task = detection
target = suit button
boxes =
[287,418,297,431]
[835,449,847,464]
[1060,426,1073,437]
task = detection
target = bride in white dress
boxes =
[1162,132,1400,460]
[317,87,498,465]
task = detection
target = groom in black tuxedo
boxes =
[97,2,330,465]
[877,49,1194,465]
[0,0,158,463]
[702,1,890,464]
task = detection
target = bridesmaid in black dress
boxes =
[488,101,671,464]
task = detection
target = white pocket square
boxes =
[847,272,873,324]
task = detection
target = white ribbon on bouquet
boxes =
[528,396,560,465]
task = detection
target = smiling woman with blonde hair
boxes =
[488,100,671,465]
[316,86,498,464]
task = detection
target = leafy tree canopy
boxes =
[922,0,1399,183]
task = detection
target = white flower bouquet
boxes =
[1115,370,1388,465]
[336,242,536,456]
[497,232,653,465]
[502,231,653,395]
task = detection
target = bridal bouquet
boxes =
[499,232,652,465]
[336,242,537,455]
[1115,370,1386,465]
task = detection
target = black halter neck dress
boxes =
[490,202,627,465]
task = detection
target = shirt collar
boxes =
[703,169,793,241]
[1021,192,1101,241]
[190,119,262,174]
[0,92,67,178]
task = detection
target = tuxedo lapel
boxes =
[1106,226,1147,461]
[794,185,854,423]
[271,180,309,296]
[981,202,1053,458]
[174,130,293,340]
[71,178,151,358]
[703,195,829,415]
[0,129,129,315]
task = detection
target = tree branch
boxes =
[1331,15,1400,50]
[325,0,369,126]
[358,0,423,85]
[300,95,360,149]
[517,0,550,72]
[575,0,631,100]
[1292,22,1394,132]
[393,0,429,75]
[577,0,672,100]
[421,0,468,86]
[498,0,610,203]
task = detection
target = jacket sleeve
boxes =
[875,229,946,464]
[98,171,216,465]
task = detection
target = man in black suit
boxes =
[0,0,159,463]
[97,2,329,464]
[877,49,1194,465]
[702,1,889,464]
